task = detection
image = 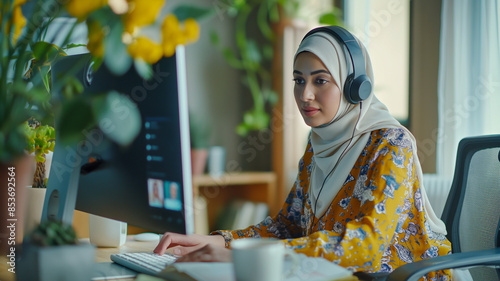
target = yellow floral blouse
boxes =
[214,128,452,280]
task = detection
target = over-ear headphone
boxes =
[302,26,372,104]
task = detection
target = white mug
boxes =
[231,238,298,281]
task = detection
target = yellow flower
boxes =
[161,15,200,57]
[161,14,182,56]
[11,5,26,44]
[86,20,105,58]
[0,0,27,44]
[162,42,176,57]
[123,0,165,34]
[183,18,200,42]
[127,36,163,64]
[65,0,107,21]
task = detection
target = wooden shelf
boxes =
[193,172,277,233]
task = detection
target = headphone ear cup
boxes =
[343,74,355,104]
[345,74,372,104]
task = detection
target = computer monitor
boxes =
[42,46,194,235]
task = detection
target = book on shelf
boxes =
[216,200,269,231]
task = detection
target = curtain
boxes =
[437,0,500,176]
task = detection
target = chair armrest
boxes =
[386,248,500,281]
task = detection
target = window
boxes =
[344,0,411,124]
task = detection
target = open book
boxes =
[135,254,356,281]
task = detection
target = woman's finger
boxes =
[154,233,210,255]
[153,233,173,255]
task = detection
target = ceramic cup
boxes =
[231,238,298,281]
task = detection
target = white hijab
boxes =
[295,31,446,235]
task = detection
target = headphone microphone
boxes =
[301,26,372,104]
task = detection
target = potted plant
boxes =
[0,0,211,255]
[22,119,55,235]
[24,119,55,189]
[190,111,212,175]
[17,219,95,281]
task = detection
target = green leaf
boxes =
[31,41,67,65]
[222,47,243,69]
[251,109,270,129]
[173,5,214,21]
[265,89,279,106]
[269,2,280,22]
[236,123,250,136]
[91,91,141,146]
[11,83,50,104]
[58,97,95,145]
[241,109,270,132]
[134,59,153,80]
[209,30,220,46]
[257,2,274,40]
[60,76,84,101]
[262,45,274,60]
[246,40,262,64]
[319,9,343,26]
[104,21,132,76]
[65,43,87,49]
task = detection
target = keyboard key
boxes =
[111,252,179,275]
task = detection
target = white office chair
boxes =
[386,134,500,280]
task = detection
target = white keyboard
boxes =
[110,252,179,275]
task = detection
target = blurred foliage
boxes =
[0,0,210,163]
[210,0,342,136]
[24,120,55,163]
[28,219,78,247]
[210,0,299,136]
[189,111,211,149]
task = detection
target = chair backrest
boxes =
[441,134,500,280]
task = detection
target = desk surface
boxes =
[92,235,168,281]
[0,235,164,281]
[92,235,161,263]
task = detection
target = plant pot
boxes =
[89,214,127,247]
[23,152,52,236]
[191,148,208,175]
[17,243,95,281]
[0,156,35,255]
[23,187,47,236]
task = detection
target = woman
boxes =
[154,26,452,279]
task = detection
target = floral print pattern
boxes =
[213,128,452,280]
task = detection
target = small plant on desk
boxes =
[28,220,78,246]
[18,220,95,281]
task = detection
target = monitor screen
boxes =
[46,47,194,235]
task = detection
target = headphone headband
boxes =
[301,26,372,104]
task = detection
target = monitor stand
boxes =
[41,141,83,225]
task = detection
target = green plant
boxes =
[210,0,294,136]
[0,0,211,164]
[24,119,55,188]
[210,1,343,137]
[28,219,78,247]
[189,111,211,149]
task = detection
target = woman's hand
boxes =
[153,233,225,256]
[176,244,232,262]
